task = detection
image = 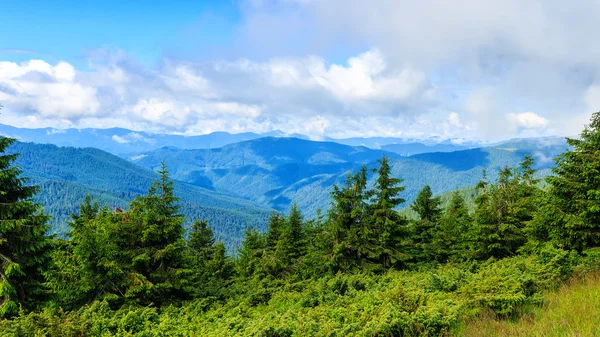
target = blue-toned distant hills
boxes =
[130,136,568,218]
[7,142,273,250]
[2,124,569,249]
[0,124,471,156]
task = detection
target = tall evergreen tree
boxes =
[531,112,600,251]
[431,191,472,262]
[277,204,305,265]
[370,156,408,269]
[237,227,266,278]
[409,185,442,262]
[188,220,215,263]
[326,166,373,271]
[46,195,111,308]
[473,157,539,259]
[265,212,285,251]
[125,162,190,304]
[0,137,50,317]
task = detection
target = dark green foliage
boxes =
[326,166,374,272]
[370,156,408,268]
[0,137,50,317]
[4,116,600,336]
[532,112,600,251]
[265,212,284,251]
[409,185,442,262]
[431,191,473,262]
[116,163,190,305]
[472,156,540,259]
[276,204,305,265]
[187,220,233,299]
[237,227,266,278]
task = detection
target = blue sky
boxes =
[1,1,599,141]
[0,0,239,65]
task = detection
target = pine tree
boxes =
[277,204,305,265]
[409,185,442,262]
[370,156,408,269]
[432,191,472,262]
[473,157,539,259]
[326,166,373,272]
[188,220,215,263]
[532,112,600,251]
[125,162,190,304]
[237,227,266,278]
[46,195,106,308]
[186,220,233,298]
[0,137,50,317]
[265,212,284,251]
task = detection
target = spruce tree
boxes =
[277,204,305,265]
[265,212,284,251]
[237,227,265,278]
[46,195,108,308]
[533,112,600,251]
[409,185,442,262]
[125,162,189,304]
[0,137,50,317]
[473,157,539,259]
[326,166,373,271]
[432,191,472,262]
[188,219,215,263]
[370,156,408,269]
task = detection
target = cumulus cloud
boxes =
[0,48,441,139]
[507,112,549,129]
[3,0,600,141]
[0,60,100,118]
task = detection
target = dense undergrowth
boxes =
[458,267,600,336]
[3,113,600,336]
[2,246,597,336]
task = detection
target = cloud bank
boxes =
[1,0,599,141]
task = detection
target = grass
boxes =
[456,272,600,337]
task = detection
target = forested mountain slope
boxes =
[7,142,272,248]
[132,137,567,217]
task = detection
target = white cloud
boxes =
[507,112,549,129]
[46,128,67,135]
[3,1,600,141]
[111,132,154,144]
[0,60,100,118]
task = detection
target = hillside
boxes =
[131,137,567,217]
[459,272,600,336]
[131,137,399,213]
[8,142,272,248]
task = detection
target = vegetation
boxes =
[8,141,272,250]
[0,113,599,336]
[131,136,565,218]
[458,270,600,337]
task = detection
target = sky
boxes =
[1,0,599,142]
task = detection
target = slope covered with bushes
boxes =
[0,113,599,336]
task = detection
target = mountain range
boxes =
[7,142,272,249]
[0,124,472,156]
[2,124,569,250]
[130,136,567,218]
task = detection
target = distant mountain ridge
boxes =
[1,132,569,250]
[7,141,273,249]
[131,136,568,218]
[0,124,484,156]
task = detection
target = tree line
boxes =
[2,112,600,318]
